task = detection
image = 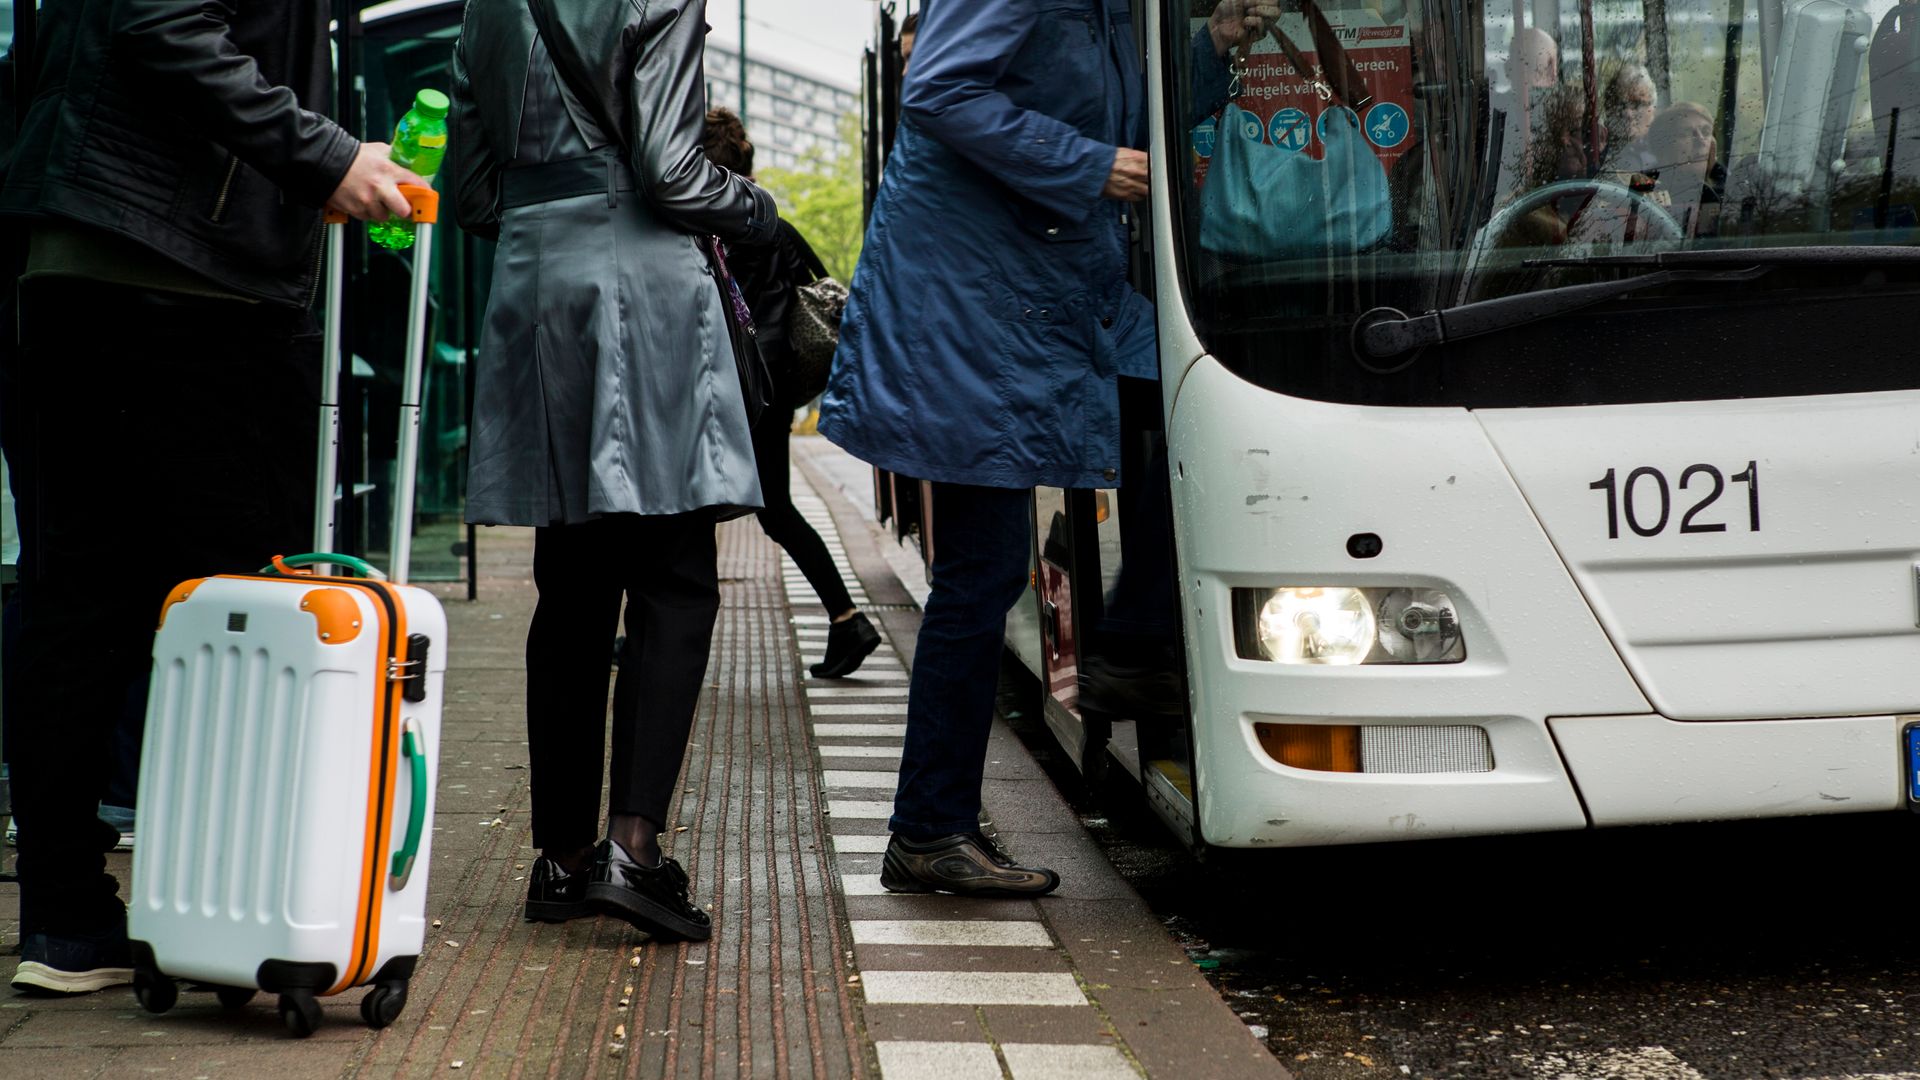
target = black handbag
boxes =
[706,237,773,428]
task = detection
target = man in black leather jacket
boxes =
[0,0,423,995]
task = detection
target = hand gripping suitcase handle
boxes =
[389,719,428,891]
[321,183,440,226]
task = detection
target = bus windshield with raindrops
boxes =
[1163,0,1920,408]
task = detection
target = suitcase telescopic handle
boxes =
[389,719,428,891]
[262,552,388,580]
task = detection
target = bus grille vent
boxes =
[1360,725,1494,774]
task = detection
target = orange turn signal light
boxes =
[1254,723,1361,773]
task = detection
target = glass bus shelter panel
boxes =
[355,18,485,583]
[1164,0,1920,408]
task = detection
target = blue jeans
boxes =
[891,482,1033,838]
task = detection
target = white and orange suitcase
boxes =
[129,187,448,1037]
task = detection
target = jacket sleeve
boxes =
[446,32,501,242]
[624,0,774,242]
[108,0,359,209]
[901,0,1114,225]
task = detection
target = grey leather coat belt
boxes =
[500,154,639,210]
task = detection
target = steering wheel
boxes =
[1479,177,1685,254]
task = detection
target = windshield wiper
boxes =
[1523,245,1920,269]
[1353,246,1920,360]
[1354,265,1769,360]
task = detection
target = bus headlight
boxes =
[1254,587,1376,666]
[1234,587,1466,665]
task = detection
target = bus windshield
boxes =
[1165,0,1920,407]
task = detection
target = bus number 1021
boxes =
[1588,461,1760,539]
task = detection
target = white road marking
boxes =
[813,723,907,738]
[830,833,892,852]
[1001,1044,1138,1080]
[860,971,1087,1007]
[810,703,909,716]
[815,745,905,758]
[874,1041,1001,1080]
[806,686,910,698]
[840,873,887,895]
[826,799,894,818]
[851,920,1052,947]
[822,770,898,789]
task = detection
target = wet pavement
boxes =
[1016,714,1920,1080]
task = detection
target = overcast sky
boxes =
[704,0,915,90]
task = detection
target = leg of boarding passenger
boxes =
[526,520,623,863]
[882,482,1060,898]
[585,511,718,943]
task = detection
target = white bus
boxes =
[867,0,1920,852]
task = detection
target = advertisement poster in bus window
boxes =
[1189,10,1416,188]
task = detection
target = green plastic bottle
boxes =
[369,89,450,251]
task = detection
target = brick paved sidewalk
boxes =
[1,438,1286,1080]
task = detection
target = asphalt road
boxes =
[1001,705,1920,1080]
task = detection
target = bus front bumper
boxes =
[1202,711,1910,847]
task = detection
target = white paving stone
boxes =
[1002,1044,1138,1080]
[830,833,892,852]
[810,702,909,716]
[826,798,894,819]
[840,873,888,895]
[813,723,907,738]
[822,769,899,789]
[851,920,1052,947]
[873,1042,1002,1080]
[860,971,1088,1007]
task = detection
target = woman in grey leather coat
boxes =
[447,0,775,942]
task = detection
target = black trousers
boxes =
[3,278,318,933]
[526,513,719,851]
[750,340,853,616]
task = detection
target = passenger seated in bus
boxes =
[1494,28,1560,182]
[1644,101,1723,236]
[1603,64,1659,173]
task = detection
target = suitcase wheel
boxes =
[133,967,177,1015]
[215,985,257,1010]
[279,990,324,1038]
[360,979,409,1029]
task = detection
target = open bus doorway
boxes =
[855,0,1203,844]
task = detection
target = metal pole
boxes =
[314,223,345,556]
[739,0,748,120]
[390,220,434,585]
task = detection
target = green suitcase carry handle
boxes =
[261,552,388,581]
[389,720,428,891]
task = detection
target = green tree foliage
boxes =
[757,113,864,283]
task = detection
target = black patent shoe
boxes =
[810,613,882,678]
[879,831,1061,898]
[524,856,594,923]
[586,839,712,942]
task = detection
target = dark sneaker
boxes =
[11,929,135,995]
[810,613,882,679]
[1077,653,1185,720]
[585,839,712,942]
[524,856,594,923]
[879,831,1061,898]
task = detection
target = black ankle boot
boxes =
[524,856,594,923]
[810,612,881,678]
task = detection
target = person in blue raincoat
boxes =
[817,0,1156,897]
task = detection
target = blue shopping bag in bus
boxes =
[1200,102,1392,260]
